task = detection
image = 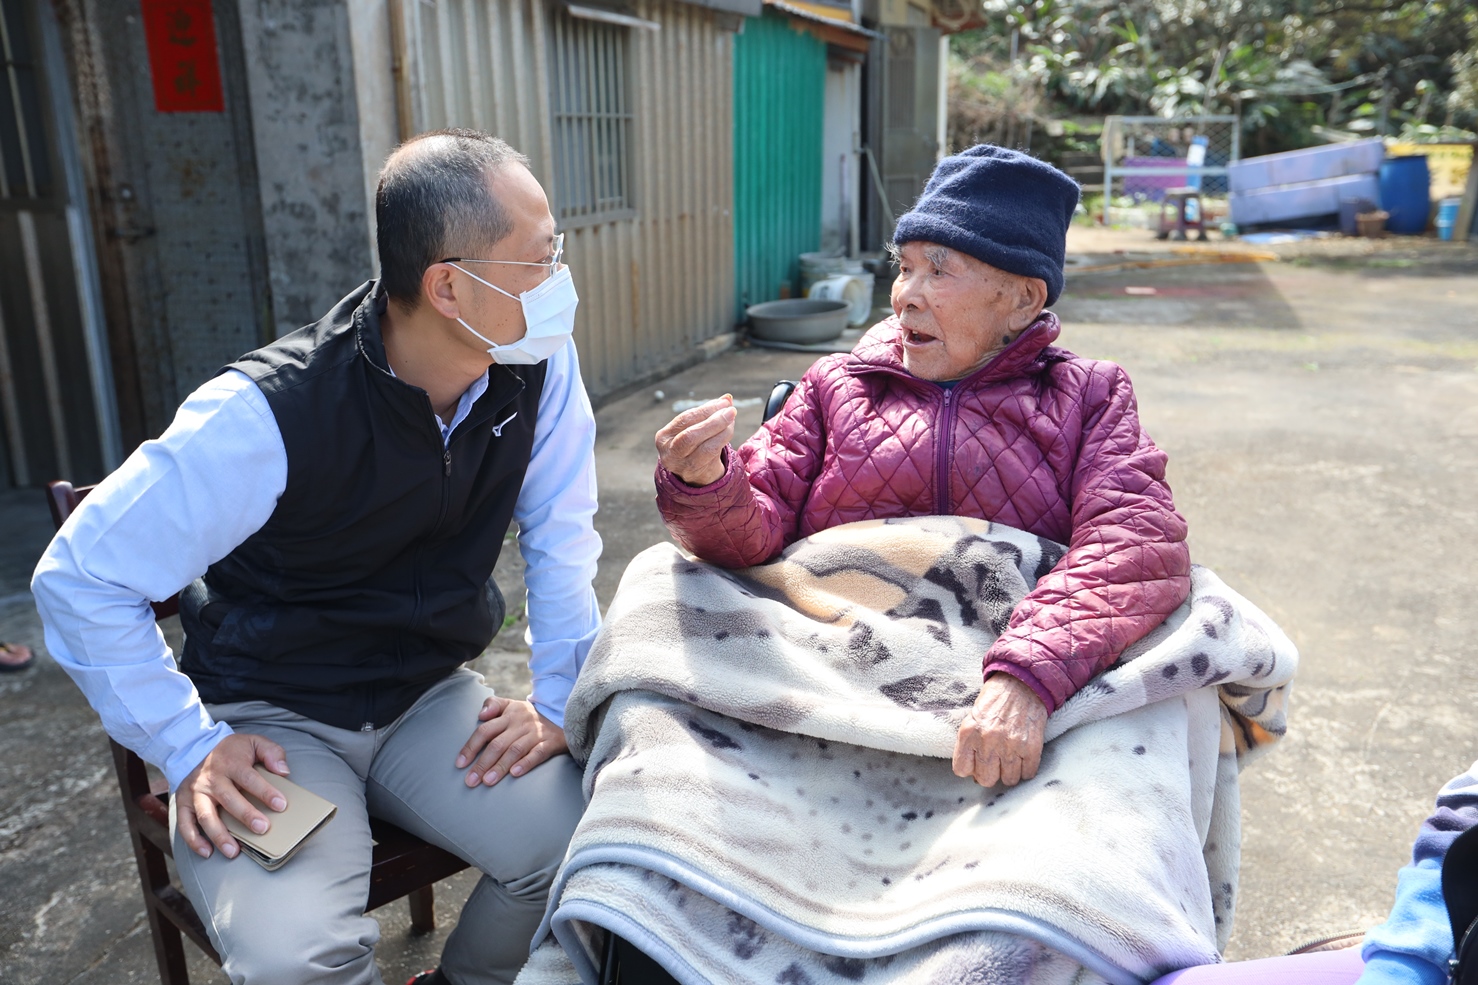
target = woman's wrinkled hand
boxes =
[655,395,736,487]
[953,673,1048,788]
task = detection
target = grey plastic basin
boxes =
[746,299,850,344]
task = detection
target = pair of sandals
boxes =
[0,641,33,672]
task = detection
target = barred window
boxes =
[549,10,633,223]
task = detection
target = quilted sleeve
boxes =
[655,368,829,568]
[981,364,1191,713]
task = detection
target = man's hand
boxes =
[655,395,736,488]
[176,733,290,860]
[455,697,569,787]
[953,673,1048,788]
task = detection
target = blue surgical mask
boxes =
[448,263,579,365]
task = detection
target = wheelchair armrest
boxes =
[763,380,798,423]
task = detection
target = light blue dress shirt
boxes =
[32,340,602,790]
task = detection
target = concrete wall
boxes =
[237,0,377,336]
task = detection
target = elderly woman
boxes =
[654,144,1191,790]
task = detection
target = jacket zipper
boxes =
[403,369,522,631]
[935,385,956,515]
[408,423,457,633]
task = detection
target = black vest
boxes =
[179,281,547,730]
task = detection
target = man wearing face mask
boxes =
[31,130,599,985]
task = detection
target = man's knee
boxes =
[501,854,563,904]
[215,907,380,985]
[172,801,380,985]
[475,754,586,902]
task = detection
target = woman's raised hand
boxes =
[656,394,736,488]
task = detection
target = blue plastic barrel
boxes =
[1436,198,1461,241]
[1379,155,1431,234]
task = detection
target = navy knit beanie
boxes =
[893,145,1080,307]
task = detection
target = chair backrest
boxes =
[46,480,179,619]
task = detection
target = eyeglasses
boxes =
[440,233,565,282]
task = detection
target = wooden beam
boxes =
[1454,142,1478,244]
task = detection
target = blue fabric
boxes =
[1359,859,1454,985]
[892,144,1080,306]
[1358,761,1478,985]
[1356,951,1446,985]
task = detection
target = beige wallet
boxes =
[221,765,338,871]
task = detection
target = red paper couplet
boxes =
[141,0,225,113]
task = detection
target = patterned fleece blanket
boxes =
[516,517,1297,985]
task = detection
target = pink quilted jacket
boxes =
[655,311,1191,713]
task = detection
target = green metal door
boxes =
[733,11,825,318]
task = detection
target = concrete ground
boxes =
[2,233,1477,981]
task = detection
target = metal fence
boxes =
[1101,115,1240,212]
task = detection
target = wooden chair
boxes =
[46,480,471,985]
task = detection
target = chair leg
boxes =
[146,899,193,985]
[113,739,193,984]
[408,885,436,934]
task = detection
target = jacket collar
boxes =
[350,281,527,438]
[848,310,1063,388]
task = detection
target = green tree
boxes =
[949,0,1477,156]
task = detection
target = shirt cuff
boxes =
[163,720,235,792]
[529,676,576,729]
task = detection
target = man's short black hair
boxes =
[375,129,531,307]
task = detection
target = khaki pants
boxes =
[170,669,585,985]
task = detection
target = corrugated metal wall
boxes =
[0,0,115,486]
[395,0,737,398]
[732,11,825,315]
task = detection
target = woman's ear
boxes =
[423,263,463,320]
[1012,277,1048,330]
